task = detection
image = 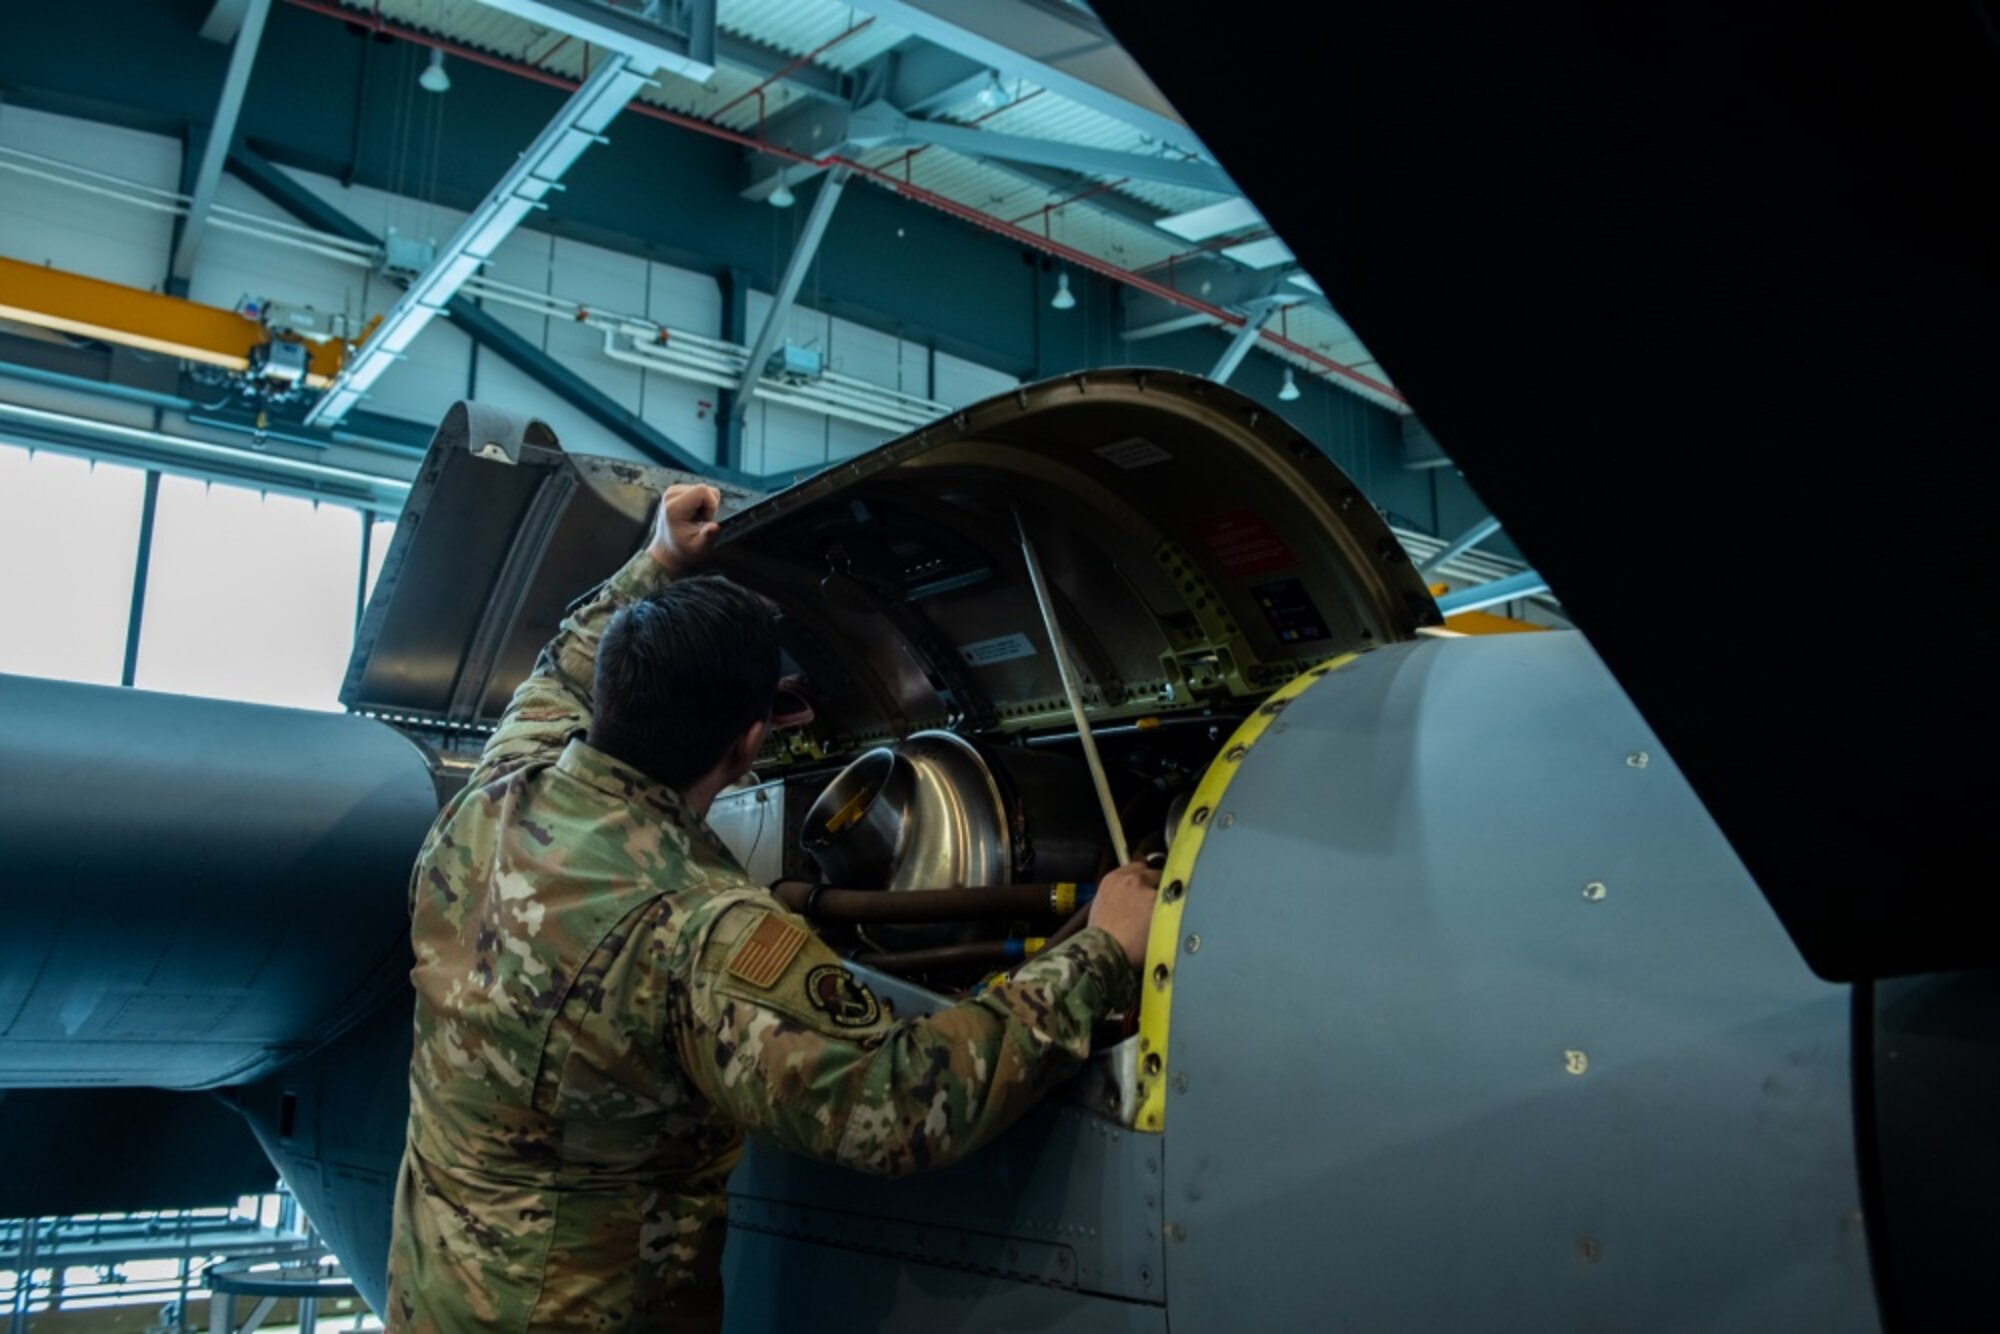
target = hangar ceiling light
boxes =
[419,47,450,93]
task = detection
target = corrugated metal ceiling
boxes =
[720,0,908,71]
[326,0,1394,403]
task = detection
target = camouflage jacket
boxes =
[384,548,1137,1333]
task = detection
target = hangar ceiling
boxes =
[308,0,1402,409]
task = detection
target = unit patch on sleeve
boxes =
[806,964,883,1028]
[727,914,808,989]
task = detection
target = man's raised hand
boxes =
[647,484,723,575]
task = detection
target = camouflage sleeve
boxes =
[674,904,1137,1176]
[464,547,673,788]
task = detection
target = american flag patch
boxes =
[726,914,807,989]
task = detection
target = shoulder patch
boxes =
[726,913,808,989]
[805,964,883,1028]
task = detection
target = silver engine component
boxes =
[800,731,1104,946]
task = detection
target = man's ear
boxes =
[730,719,768,776]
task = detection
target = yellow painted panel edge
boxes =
[1132,651,1361,1133]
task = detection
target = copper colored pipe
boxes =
[772,882,1090,923]
[854,938,1047,974]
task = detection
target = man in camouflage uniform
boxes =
[386,484,1158,1332]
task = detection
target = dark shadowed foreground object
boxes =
[1091,0,1999,984]
[1086,3,2000,1323]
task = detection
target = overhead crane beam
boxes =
[0,255,349,387]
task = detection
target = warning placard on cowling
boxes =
[1192,509,1298,578]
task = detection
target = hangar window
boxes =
[364,515,396,605]
[132,476,365,711]
[0,444,147,686]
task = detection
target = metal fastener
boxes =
[1626,751,1650,769]
[1171,1072,1189,1094]
[1582,881,1607,902]
[1184,933,1201,953]
[1564,1049,1590,1075]
[1164,1222,1187,1243]
[1191,805,1212,825]
[1152,963,1172,989]
[1163,879,1184,902]
[1225,745,1248,761]
[1217,812,1235,829]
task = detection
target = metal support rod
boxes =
[1417,513,1503,577]
[355,506,374,631]
[855,937,1049,973]
[731,167,852,425]
[172,0,273,283]
[7,1217,37,1333]
[121,470,161,687]
[774,881,1093,922]
[1208,304,1275,383]
[1013,507,1130,865]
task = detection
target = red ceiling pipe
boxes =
[281,0,1404,403]
[711,16,874,122]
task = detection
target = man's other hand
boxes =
[1088,859,1160,968]
[648,484,723,575]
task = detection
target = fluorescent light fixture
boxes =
[1156,196,1261,242]
[1278,367,1301,401]
[975,70,1009,111]
[1222,236,1296,270]
[1050,271,1077,310]
[419,48,451,94]
[768,179,796,208]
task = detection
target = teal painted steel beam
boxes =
[1419,514,1503,576]
[444,296,743,482]
[170,0,271,285]
[224,148,729,480]
[1435,569,1548,615]
[307,54,652,426]
[1208,306,1274,383]
[731,168,851,427]
[849,102,1235,195]
[842,0,1199,151]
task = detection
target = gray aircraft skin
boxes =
[0,375,1896,1329]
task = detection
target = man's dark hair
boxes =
[589,575,780,789]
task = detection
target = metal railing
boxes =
[1,1192,375,1332]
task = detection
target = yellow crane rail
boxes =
[0,255,356,388]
